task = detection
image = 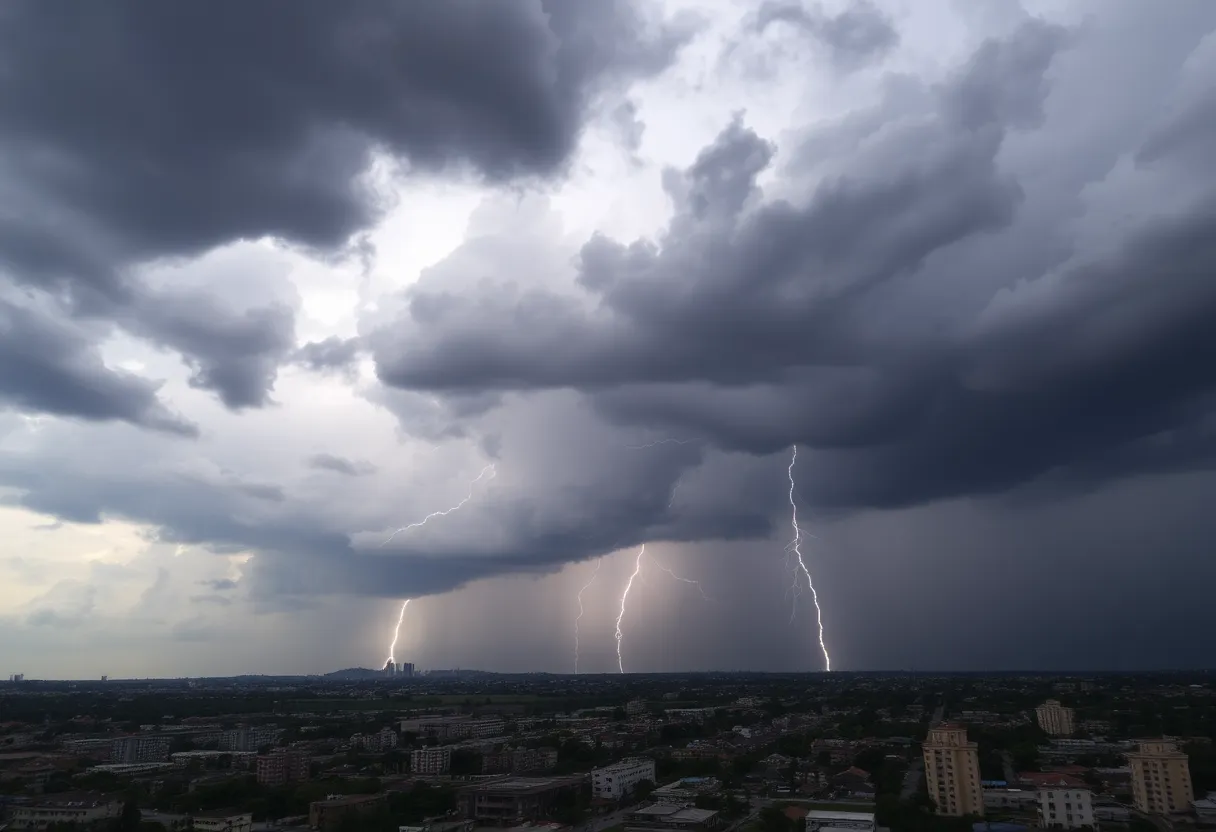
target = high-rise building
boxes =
[411,745,452,775]
[1036,700,1076,737]
[923,724,984,817]
[256,747,310,786]
[383,659,395,677]
[1127,740,1194,815]
[398,662,414,678]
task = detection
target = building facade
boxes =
[111,735,171,763]
[592,758,657,800]
[9,793,122,830]
[1127,740,1194,815]
[256,747,310,786]
[218,727,280,752]
[1038,786,1095,829]
[412,745,453,775]
[192,811,253,832]
[1036,701,1077,737]
[923,724,984,817]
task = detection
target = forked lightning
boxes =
[574,558,603,674]
[380,464,496,546]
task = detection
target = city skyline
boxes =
[3,0,1216,679]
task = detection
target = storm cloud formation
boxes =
[2,0,1216,674]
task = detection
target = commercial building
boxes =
[412,745,453,775]
[1038,786,1095,829]
[803,810,876,832]
[111,735,171,763]
[256,747,310,786]
[457,775,587,825]
[1036,701,1077,737]
[191,810,253,832]
[9,792,122,830]
[309,793,386,832]
[626,805,721,832]
[923,724,984,817]
[592,758,657,800]
[1127,740,1195,815]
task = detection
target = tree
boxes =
[759,807,794,832]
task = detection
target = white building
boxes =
[804,811,876,832]
[10,794,122,829]
[627,699,647,716]
[592,758,657,800]
[1039,786,1095,829]
[411,745,452,775]
[192,811,253,832]
[1036,700,1076,737]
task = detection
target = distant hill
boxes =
[323,667,384,680]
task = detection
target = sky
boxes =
[2,0,1215,679]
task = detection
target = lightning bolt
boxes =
[614,544,646,674]
[574,558,603,674]
[380,463,496,546]
[787,445,831,672]
[650,555,714,602]
[386,598,410,666]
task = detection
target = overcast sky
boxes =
[2,0,1215,680]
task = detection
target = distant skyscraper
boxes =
[398,662,414,678]
[383,659,395,676]
[923,724,984,817]
[1036,700,1076,736]
[1128,740,1194,815]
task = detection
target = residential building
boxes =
[9,792,122,830]
[652,777,722,806]
[804,811,875,832]
[626,805,720,832]
[627,699,648,716]
[309,793,386,832]
[191,811,253,832]
[412,745,452,775]
[983,788,1039,812]
[1193,792,1216,825]
[923,724,984,817]
[256,747,310,786]
[1039,786,1095,829]
[219,727,280,752]
[592,758,657,800]
[111,735,171,763]
[1127,740,1195,815]
[1036,701,1077,737]
[457,775,586,824]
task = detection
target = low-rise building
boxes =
[1193,792,1216,825]
[9,792,123,830]
[412,745,452,775]
[256,747,310,786]
[592,758,656,800]
[982,788,1039,813]
[626,805,720,832]
[308,793,386,832]
[191,810,253,832]
[804,810,876,832]
[457,776,587,825]
[1038,786,1095,829]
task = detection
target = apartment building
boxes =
[412,745,452,775]
[1127,740,1195,815]
[1039,786,1095,829]
[922,724,984,817]
[110,735,170,763]
[256,747,310,787]
[218,727,280,752]
[592,758,656,800]
[9,793,122,830]
[191,811,253,832]
[1036,701,1077,737]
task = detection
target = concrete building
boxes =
[592,758,657,800]
[1036,701,1077,737]
[9,793,122,830]
[626,805,720,832]
[412,745,452,775]
[457,775,587,825]
[1038,786,1095,829]
[192,811,253,832]
[923,724,984,817]
[256,747,310,786]
[1193,792,1216,825]
[309,793,386,832]
[983,788,1039,813]
[1127,740,1195,815]
[111,735,171,763]
[627,699,648,716]
[219,727,280,752]
[804,810,876,832]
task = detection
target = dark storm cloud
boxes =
[0,0,691,419]
[372,15,1216,513]
[755,1,899,72]
[0,297,197,436]
[307,453,377,477]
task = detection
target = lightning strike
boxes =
[380,463,496,546]
[573,558,603,674]
[386,598,410,666]
[651,555,714,602]
[614,544,646,673]
[787,445,831,672]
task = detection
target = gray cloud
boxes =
[307,453,377,477]
[199,579,238,592]
[0,0,691,421]
[294,337,363,374]
[755,1,899,72]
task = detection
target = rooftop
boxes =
[462,776,586,795]
[806,811,876,822]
